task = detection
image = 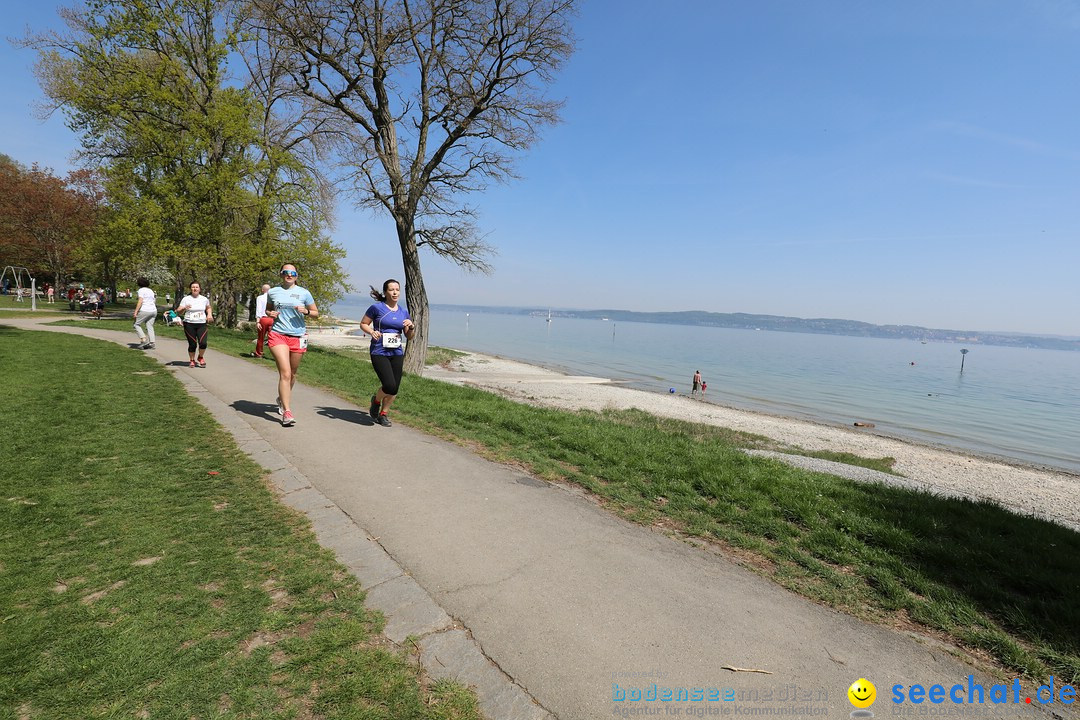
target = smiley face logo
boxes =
[847,678,876,709]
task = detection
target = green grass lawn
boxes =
[0,296,73,318]
[0,327,480,720]
[0,292,134,318]
[0,294,45,310]
[0,309,69,319]
[37,317,1080,685]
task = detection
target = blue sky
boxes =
[3,1,1079,335]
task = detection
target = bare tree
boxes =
[248,0,576,373]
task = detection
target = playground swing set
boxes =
[0,266,38,309]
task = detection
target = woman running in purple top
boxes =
[360,279,415,427]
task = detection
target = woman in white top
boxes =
[132,277,157,349]
[177,281,213,368]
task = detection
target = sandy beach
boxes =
[308,329,1080,533]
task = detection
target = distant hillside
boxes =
[432,304,1080,352]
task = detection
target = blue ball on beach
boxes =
[669,387,676,393]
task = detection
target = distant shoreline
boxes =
[332,299,1080,349]
[433,304,1080,352]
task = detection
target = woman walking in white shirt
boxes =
[132,277,157,349]
[177,281,213,368]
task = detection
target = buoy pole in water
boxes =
[960,348,969,372]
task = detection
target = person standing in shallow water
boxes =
[360,279,415,427]
[266,264,318,427]
[692,370,702,396]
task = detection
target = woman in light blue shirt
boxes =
[266,263,319,427]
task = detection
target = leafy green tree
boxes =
[24,0,348,325]
[65,168,130,300]
[249,0,577,372]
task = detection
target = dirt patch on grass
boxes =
[240,631,277,655]
[263,579,291,610]
[80,580,126,604]
[240,618,320,656]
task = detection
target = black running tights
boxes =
[371,354,404,396]
[183,322,208,353]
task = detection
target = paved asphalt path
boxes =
[7,314,1070,720]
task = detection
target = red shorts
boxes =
[267,331,307,354]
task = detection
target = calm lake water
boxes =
[333,303,1080,474]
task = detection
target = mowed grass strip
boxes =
[0,327,480,720]
[46,317,1080,684]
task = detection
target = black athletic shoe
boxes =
[369,395,380,419]
[378,413,392,427]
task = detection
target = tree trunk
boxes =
[398,220,428,377]
[217,281,239,328]
[230,290,240,327]
[103,259,117,308]
[173,258,185,311]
